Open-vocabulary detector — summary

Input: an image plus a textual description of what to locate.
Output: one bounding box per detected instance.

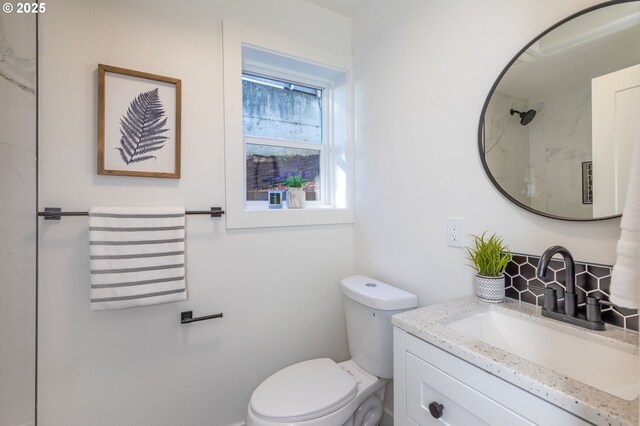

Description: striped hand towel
[89,207,187,310]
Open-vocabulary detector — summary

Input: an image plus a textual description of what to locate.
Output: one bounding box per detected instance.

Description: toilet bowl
[246,359,385,426]
[246,275,418,426]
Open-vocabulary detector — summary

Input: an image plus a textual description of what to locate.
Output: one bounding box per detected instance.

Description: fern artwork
[98,64,181,178]
[117,88,169,165]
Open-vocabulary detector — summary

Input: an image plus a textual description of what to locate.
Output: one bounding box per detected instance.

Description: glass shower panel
[0,12,37,426]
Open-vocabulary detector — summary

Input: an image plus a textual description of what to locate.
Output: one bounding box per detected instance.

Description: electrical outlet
[447,217,464,247]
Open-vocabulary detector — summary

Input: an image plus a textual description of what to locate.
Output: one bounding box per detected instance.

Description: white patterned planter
[287,188,305,209]
[475,274,505,303]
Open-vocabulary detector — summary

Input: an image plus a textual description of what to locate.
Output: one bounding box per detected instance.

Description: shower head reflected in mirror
[510,108,536,126]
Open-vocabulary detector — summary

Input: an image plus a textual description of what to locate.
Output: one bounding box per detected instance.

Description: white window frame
[223,21,354,229]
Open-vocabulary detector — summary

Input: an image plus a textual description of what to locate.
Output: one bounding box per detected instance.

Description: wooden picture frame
[98,64,181,178]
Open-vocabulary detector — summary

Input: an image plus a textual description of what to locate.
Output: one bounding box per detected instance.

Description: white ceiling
[305,0,370,17]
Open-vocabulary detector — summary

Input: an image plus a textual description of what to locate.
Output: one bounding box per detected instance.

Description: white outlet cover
[447,217,464,247]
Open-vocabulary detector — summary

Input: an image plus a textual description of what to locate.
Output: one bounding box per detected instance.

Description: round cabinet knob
[428,402,444,419]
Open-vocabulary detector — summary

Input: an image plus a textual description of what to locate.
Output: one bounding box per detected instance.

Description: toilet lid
[250,358,358,422]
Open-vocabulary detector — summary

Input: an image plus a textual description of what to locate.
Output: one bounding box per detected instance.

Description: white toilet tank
[340,275,417,379]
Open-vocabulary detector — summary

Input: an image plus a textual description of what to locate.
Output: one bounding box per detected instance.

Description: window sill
[225,204,353,229]
[243,201,332,211]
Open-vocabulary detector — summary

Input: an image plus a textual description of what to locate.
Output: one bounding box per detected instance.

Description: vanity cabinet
[393,328,592,426]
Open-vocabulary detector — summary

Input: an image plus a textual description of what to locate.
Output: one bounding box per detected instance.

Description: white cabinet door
[406,416,420,426]
[406,353,533,426]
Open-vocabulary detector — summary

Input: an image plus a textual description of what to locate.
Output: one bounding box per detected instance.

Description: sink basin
[446,307,639,401]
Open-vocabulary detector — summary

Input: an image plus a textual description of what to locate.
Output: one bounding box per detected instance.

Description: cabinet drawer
[403,332,591,426]
[406,352,533,425]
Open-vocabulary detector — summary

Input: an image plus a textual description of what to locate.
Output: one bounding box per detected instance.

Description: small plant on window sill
[281,175,307,188]
[280,174,307,209]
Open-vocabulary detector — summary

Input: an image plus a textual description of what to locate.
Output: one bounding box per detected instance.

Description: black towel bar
[180,311,223,324]
[38,207,224,220]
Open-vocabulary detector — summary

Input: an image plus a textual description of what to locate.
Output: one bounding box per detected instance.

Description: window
[223,22,353,229]
[243,74,324,204]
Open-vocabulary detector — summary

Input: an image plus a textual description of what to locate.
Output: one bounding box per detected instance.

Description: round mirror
[479,0,640,221]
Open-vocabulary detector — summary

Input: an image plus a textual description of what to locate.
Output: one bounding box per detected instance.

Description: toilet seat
[250,358,358,423]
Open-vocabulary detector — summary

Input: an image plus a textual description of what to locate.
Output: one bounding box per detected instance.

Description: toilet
[246,275,418,426]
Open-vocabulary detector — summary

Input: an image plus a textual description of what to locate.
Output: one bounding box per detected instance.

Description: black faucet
[537,246,577,317]
[535,246,605,331]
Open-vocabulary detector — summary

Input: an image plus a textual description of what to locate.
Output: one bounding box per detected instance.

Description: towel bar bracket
[44,207,62,220]
[180,310,223,324]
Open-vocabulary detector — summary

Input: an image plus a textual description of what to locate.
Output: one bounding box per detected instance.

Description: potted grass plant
[466,232,512,302]
[281,175,307,209]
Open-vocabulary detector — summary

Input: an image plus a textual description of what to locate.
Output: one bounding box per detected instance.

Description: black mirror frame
[478,0,636,222]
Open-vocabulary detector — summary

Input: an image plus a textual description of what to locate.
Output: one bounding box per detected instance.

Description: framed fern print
[98,64,181,178]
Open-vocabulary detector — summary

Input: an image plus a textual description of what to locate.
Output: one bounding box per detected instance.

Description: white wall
[352,1,623,418]
[38,1,352,425]
[352,0,619,305]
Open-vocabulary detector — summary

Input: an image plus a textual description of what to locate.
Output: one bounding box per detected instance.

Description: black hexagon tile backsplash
[504,253,638,331]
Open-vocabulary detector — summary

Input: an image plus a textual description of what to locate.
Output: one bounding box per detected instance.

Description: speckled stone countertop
[392,296,639,426]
